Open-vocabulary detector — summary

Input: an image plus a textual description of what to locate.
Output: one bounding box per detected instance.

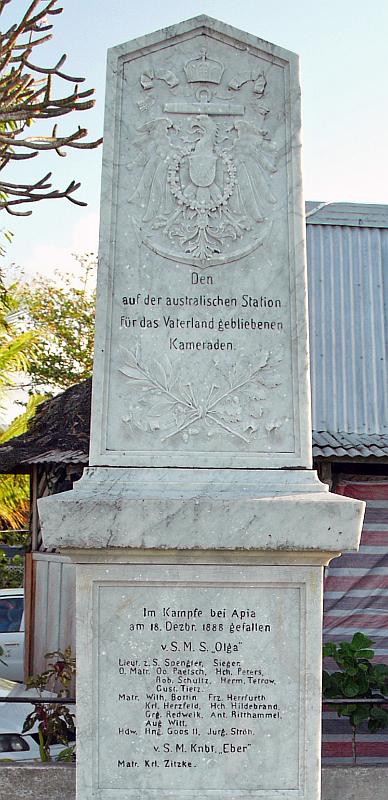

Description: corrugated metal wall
[31,553,75,677]
[306,223,388,434]
[322,481,388,764]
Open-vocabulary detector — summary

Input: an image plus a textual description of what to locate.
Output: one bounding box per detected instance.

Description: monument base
[38,469,364,800]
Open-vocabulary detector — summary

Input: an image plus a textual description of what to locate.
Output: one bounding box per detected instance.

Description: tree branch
[0,174,88,216]
[0,0,102,216]
[0,126,101,153]
[22,54,85,84]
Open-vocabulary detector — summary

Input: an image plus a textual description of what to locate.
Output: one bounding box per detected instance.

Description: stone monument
[38,16,365,800]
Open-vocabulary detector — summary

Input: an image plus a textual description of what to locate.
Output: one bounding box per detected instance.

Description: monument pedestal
[39,468,364,800]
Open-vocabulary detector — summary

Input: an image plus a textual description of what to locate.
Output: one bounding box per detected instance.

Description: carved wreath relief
[128,48,278,268]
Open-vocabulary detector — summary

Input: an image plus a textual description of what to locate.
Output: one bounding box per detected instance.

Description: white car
[0,588,24,683]
[0,681,75,760]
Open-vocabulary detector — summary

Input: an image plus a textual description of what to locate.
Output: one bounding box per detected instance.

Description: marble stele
[89,14,311,470]
[38,16,365,800]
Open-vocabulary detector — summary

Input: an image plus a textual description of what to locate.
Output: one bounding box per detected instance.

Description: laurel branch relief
[119,346,283,445]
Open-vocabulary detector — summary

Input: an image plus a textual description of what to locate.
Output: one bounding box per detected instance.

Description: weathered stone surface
[0,764,75,800]
[322,766,388,800]
[0,765,386,800]
[90,15,311,469]
[38,467,364,553]
[76,563,323,799]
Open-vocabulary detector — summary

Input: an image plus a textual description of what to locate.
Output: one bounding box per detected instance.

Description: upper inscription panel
[91,17,312,468]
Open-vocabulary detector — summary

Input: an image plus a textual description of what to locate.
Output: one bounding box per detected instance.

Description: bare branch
[2,172,55,190]
[0,127,88,150]
[22,55,85,84]
[12,34,53,50]
[64,137,103,150]
[1,151,38,161]
[0,0,102,215]
[0,96,96,121]
[0,172,88,215]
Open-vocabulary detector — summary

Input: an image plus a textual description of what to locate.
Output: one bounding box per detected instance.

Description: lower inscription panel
[96,581,304,793]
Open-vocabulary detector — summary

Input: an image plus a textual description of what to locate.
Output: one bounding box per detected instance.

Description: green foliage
[15,255,96,391]
[0,393,46,444]
[0,330,32,386]
[0,394,45,535]
[23,647,76,762]
[0,259,94,539]
[0,340,35,536]
[0,550,23,587]
[0,528,28,547]
[0,474,29,530]
[0,286,36,401]
[27,647,76,696]
[323,633,388,706]
[323,633,388,762]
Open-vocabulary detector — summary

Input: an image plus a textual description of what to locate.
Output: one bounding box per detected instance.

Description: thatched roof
[0,374,387,474]
[0,379,91,473]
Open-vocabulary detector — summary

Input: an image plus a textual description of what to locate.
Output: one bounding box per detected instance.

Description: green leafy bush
[0,550,23,588]
[323,632,388,762]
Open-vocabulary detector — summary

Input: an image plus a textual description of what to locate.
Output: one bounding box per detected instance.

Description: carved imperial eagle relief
[128,48,278,268]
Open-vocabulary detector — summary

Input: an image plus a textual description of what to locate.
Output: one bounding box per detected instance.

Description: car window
[0,597,23,633]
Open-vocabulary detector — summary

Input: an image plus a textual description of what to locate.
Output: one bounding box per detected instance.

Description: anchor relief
[128,48,278,268]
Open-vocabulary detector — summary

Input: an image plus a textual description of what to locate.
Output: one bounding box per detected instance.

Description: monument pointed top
[108,14,298,66]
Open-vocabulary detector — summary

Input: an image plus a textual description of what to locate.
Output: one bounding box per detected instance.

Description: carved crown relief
[128,47,278,269]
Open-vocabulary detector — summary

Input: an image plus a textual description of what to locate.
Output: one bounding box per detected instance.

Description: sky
[3,0,388,280]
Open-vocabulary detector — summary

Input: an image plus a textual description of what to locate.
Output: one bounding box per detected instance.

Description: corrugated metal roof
[27,450,87,465]
[306,201,388,228]
[313,431,388,459]
[306,207,388,435]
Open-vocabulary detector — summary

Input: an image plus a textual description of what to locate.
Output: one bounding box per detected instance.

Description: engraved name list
[97,585,302,792]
